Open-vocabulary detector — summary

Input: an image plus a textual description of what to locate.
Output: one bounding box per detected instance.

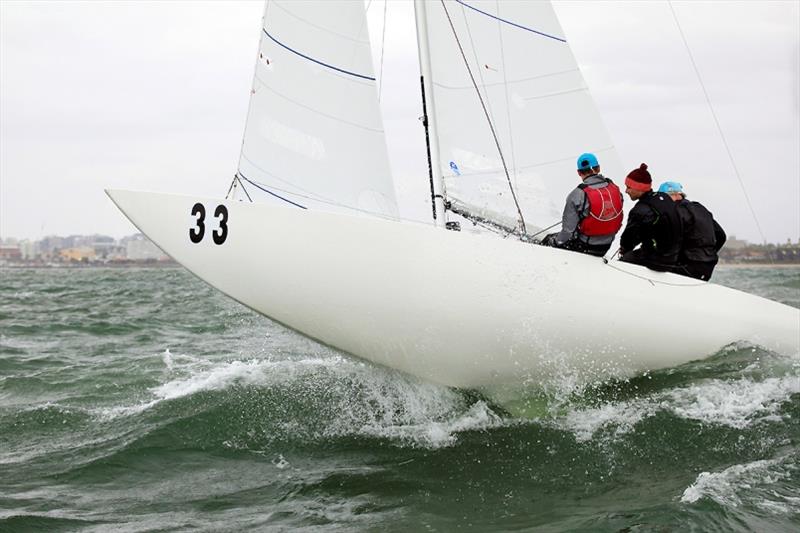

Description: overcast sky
[1,0,798,243]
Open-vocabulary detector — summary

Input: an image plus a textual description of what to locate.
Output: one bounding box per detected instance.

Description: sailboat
[107,0,799,402]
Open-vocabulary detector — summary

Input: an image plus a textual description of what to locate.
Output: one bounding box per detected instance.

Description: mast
[414,0,447,226]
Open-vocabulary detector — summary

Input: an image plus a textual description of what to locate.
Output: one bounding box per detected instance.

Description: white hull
[108,190,800,389]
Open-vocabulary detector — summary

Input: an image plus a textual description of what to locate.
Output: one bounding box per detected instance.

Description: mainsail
[236,0,399,218]
[417,0,623,235]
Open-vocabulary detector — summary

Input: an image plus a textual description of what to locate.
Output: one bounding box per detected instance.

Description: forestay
[237,0,399,218]
[419,0,623,233]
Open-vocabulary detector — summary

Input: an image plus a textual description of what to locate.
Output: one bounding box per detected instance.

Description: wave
[558,373,799,443]
[681,454,800,515]
[92,350,506,450]
[82,341,800,453]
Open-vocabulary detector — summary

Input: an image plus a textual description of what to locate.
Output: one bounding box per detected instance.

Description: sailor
[540,152,624,257]
[658,181,727,281]
[618,163,682,271]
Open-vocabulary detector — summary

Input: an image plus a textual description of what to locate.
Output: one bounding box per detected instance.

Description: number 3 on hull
[189,203,228,245]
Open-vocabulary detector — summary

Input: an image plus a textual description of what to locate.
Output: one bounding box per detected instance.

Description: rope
[668,1,768,245]
[237,173,307,209]
[439,0,527,235]
[225,175,253,202]
[605,260,707,287]
[528,220,562,239]
[225,176,237,200]
[238,176,253,202]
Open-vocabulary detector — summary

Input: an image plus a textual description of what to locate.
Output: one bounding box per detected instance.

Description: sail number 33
[189,203,228,245]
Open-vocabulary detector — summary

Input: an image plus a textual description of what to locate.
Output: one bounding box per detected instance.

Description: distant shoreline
[2,261,798,271]
[0,262,180,269]
[717,263,800,269]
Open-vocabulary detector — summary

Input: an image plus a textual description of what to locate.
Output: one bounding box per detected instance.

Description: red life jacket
[577,179,623,237]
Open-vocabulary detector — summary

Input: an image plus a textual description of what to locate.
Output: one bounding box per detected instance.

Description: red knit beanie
[625,163,652,192]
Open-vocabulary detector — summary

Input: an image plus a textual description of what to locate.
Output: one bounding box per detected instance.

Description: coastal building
[18,240,40,260]
[59,247,96,262]
[124,234,167,261]
[0,244,21,262]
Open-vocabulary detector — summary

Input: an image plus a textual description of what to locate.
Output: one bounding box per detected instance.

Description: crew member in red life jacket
[618,164,683,271]
[658,181,727,281]
[540,152,624,257]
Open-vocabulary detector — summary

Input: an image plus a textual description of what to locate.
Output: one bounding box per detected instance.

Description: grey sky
[1,0,798,243]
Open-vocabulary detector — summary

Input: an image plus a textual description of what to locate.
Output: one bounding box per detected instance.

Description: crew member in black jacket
[658,181,726,281]
[618,164,683,271]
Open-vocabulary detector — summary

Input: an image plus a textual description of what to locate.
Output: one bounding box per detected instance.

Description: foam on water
[95,352,506,448]
[558,373,800,442]
[667,376,800,429]
[95,355,347,420]
[561,400,656,443]
[681,456,799,514]
[353,400,503,448]
[92,341,800,449]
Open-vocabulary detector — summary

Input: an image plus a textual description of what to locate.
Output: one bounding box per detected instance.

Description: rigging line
[440,0,527,234]
[237,172,307,209]
[605,261,707,287]
[237,168,403,221]
[378,0,388,102]
[237,175,254,203]
[459,2,496,130]
[528,220,562,239]
[457,0,510,194]
[224,174,254,202]
[225,176,237,199]
[455,0,566,42]
[667,1,767,245]
[448,204,519,238]
[262,28,375,81]
[495,0,521,205]
[240,153,334,202]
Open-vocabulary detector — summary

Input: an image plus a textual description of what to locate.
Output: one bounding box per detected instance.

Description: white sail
[419,0,623,232]
[237,0,399,218]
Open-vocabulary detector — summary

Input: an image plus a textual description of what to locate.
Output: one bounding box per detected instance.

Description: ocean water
[1,265,798,532]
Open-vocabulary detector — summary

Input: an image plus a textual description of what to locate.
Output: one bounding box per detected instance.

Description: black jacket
[620,191,682,265]
[676,199,726,263]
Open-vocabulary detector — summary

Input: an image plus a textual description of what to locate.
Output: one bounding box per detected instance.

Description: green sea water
[1,266,798,532]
